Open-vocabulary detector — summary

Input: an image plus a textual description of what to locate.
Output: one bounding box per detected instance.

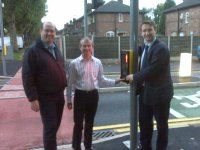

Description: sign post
[0,0,7,75]
[84,0,88,37]
[130,0,139,149]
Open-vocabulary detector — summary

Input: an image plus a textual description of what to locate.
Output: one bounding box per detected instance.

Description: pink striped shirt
[67,55,115,103]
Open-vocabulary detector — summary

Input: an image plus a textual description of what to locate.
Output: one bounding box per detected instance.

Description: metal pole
[190,33,193,54]
[130,0,139,149]
[177,10,180,36]
[0,0,7,75]
[118,36,120,62]
[62,35,67,63]
[84,0,88,37]
[91,35,94,56]
[168,35,170,50]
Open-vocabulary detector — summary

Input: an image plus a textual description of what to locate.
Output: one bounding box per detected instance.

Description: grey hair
[79,37,94,47]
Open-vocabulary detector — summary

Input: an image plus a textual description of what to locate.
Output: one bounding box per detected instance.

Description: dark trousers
[72,89,99,150]
[139,93,170,150]
[39,93,65,150]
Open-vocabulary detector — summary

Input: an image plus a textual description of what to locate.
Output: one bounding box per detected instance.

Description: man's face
[80,41,93,57]
[40,23,56,45]
[141,24,156,43]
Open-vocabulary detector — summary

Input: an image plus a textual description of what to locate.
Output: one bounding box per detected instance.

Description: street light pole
[84,0,88,37]
[0,0,7,75]
[130,0,139,149]
[175,6,180,36]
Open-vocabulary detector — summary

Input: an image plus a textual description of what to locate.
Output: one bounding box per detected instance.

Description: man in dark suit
[126,20,174,150]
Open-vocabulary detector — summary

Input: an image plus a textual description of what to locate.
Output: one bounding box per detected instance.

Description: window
[92,15,95,23]
[88,15,95,24]
[171,32,177,36]
[118,13,123,22]
[88,17,91,25]
[185,12,189,23]
[179,32,185,37]
[180,13,184,20]
[89,15,95,24]
[106,31,115,37]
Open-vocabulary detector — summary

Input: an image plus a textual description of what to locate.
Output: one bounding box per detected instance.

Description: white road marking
[170,108,185,118]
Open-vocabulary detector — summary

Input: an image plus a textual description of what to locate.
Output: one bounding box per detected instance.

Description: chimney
[118,0,123,4]
[87,3,92,13]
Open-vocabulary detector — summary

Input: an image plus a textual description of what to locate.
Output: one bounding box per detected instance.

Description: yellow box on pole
[3,45,7,56]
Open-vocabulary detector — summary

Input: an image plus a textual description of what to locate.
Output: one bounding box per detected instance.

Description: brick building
[64,0,144,37]
[164,0,200,36]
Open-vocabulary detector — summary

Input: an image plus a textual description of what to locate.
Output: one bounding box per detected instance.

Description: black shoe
[135,146,152,150]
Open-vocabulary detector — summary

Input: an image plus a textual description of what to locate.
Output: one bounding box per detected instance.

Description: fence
[55,35,200,62]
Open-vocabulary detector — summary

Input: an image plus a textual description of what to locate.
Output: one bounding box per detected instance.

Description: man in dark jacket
[22,21,67,150]
[126,20,174,150]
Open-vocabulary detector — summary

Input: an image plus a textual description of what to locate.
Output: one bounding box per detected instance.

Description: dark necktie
[141,45,149,69]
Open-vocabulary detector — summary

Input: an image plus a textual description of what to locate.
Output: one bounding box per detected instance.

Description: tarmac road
[1,59,200,150]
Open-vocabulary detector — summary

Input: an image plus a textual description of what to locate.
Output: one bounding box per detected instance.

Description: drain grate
[92,130,115,140]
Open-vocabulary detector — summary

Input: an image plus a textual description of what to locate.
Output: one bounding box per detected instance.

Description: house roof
[164,0,200,13]
[75,0,143,21]
[94,1,130,13]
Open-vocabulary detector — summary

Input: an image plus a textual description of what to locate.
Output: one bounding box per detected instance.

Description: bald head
[41,22,56,30]
[40,21,56,45]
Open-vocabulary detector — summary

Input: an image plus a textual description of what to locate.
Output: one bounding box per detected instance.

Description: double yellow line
[93,117,200,133]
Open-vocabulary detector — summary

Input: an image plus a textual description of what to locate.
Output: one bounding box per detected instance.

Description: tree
[141,7,153,21]
[15,0,47,46]
[3,0,18,51]
[153,3,164,35]
[3,0,47,50]
[153,0,176,35]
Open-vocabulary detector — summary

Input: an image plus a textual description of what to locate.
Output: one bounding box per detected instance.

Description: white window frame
[118,13,123,22]
[179,32,185,37]
[92,15,95,23]
[106,31,115,37]
[171,32,177,36]
[185,12,189,24]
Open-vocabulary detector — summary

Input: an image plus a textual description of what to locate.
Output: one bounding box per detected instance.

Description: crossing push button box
[120,50,133,80]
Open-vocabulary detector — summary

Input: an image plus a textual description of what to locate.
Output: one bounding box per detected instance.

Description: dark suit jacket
[134,39,174,105]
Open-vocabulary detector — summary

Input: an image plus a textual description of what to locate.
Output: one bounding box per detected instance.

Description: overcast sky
[42,0,183,30]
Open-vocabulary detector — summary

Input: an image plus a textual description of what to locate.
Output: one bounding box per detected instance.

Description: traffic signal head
[92,0,105,9]
[120,50,133,79]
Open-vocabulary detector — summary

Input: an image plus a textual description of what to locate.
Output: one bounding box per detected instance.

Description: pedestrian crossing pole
[0,0,7,75]
[130,0,139,149]
[84,0,88,37]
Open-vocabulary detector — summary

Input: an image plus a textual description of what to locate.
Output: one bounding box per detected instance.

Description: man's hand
[126,74,133,81]
[115,78,125,84]
[67,102,72,110]
[30,100,40,112]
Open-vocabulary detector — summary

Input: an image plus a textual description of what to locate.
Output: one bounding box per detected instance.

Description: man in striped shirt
[67,37,122,150]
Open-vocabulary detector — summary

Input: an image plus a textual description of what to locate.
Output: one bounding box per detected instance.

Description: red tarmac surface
[0,68,74,150]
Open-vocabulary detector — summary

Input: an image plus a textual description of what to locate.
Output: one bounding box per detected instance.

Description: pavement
[0,58,200,150]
